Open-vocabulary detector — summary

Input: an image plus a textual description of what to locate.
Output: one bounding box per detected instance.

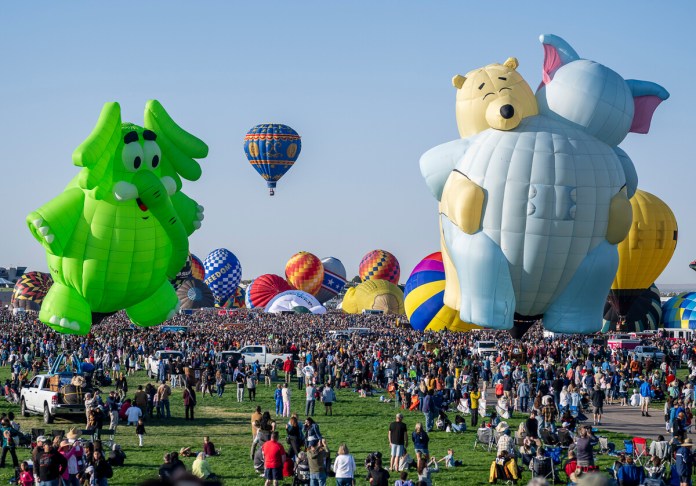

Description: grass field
[0,370,632,485]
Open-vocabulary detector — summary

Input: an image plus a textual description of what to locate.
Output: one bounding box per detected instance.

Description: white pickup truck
[20,375,86,424]
[238,345,292,368]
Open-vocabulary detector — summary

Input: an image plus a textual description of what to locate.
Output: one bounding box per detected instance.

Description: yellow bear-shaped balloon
[452,57,538,137]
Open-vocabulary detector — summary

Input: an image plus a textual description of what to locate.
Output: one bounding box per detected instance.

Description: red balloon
[246,274,293,308]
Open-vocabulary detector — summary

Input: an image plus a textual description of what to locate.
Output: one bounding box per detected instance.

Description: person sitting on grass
[192,452,216,480]
[203,436,220,457]
[394,470,414,486]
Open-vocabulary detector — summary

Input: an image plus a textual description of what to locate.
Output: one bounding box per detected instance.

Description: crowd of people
[1,307,696,485]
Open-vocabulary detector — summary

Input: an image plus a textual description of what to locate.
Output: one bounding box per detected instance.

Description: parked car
[148,350,185,379]
[237,345,292,368]
[20,375,86,424]
[632,345,666,363]
[471,341,497,357]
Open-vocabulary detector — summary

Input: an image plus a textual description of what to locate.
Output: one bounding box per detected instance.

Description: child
[275,384,283,416]
[136,418,145,447]
[437,449,461,467]
[394,471,414,486]
[18,462,33,486]
[203,436,220,456]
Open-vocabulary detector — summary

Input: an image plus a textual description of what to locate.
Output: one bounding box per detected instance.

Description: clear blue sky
[2,1,694,286]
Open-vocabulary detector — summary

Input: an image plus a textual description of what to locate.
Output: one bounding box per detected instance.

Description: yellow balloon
[612,189,678,290]
[341,279,404,315]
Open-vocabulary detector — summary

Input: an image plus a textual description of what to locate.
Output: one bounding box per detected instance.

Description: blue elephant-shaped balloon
[420,34,669,334]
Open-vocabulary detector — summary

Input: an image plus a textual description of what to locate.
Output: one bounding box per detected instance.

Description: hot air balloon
[190,253,205,281]
[690,260,696,272]
[285,252,324,296]
[204,249,242,305]
[265,290,326,314]
[220,286,246,309]
[316,257,348,304]
[602,284,662,333]
[176,279,215,310]
[662,292,696,329]
[609,190,678,319]
[359,250,400,284]
[171,256,193,289]
[11,272,53,311]
[342,279,404,315]
[245,274,293,309]
[244,124,301,196]
[404,252,480,332]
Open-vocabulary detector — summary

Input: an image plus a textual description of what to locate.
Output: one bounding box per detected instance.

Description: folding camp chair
[97,429,116,449]
[558,429,573,447]
[546,446,563,465]
[633,437,648,465]
[31,428,45,441]
[540,428,559,446]
[598,436,615,455]
[530,456,556,482]
[474,427,496,452]
[623,439,634,456]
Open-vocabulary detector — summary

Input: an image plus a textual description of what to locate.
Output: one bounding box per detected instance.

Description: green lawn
[0,370,631,485]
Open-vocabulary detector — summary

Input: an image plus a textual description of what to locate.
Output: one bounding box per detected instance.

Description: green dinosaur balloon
[27,100,208,335]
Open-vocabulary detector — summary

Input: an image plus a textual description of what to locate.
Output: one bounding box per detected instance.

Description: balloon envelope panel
[316,257,348,304]
[204,248,242,304]
[265,290,325,314]
[190,254,205,281]
[404,252,479,332]
[343,279,404,315]
[12,272,53,307]
[662,292,696,329]
[176,279,214,309]
[285,252,324,296]
[246,274,293,309]
[359,250,400,284]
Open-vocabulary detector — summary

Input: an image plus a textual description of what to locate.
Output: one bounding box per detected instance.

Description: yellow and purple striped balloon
[404,252,479,332]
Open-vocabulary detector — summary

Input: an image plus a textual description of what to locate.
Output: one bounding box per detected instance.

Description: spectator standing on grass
[411,423,429,465]
[591,384,605,426]
[274,384,283,416]
[247,372,257,401]
[135,418,145,447]
[282,383,292,418]
[183,383,196,421]
[575,425,598,467]
[157,380,171,419]
[262,432,286,486]
[470,386,482,426]
[673,437,693,486]
[367,457,389,486]
[388,413,408,472]
[307,441,329,486]
[0,417,19,468]
[38,443,67,486]
[306,383,316,417]
[322,384,336,416]
[332,443,356,486]
[236,368,246,403]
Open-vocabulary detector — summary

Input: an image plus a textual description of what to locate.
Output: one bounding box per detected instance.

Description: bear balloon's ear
[626,80,670,134]
[452,75,466,89]
[538,34,580,87]
[503,57,519,70]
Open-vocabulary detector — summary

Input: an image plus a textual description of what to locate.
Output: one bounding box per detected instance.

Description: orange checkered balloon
[359,249,400,284]
[285,252,324,296]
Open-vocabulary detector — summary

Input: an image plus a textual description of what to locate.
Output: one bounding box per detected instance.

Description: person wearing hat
[59,439,80,486]
[38,442,67,486]
[673,437,694,486]
[32,436,47,485]
[496,422,514,457]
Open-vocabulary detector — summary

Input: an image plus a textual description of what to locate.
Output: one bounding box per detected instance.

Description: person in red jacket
[283,358,295,384]
[262,432,286,486]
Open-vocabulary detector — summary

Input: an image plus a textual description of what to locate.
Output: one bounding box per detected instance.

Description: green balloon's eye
[143,141,162,171]
[122,141,145,172]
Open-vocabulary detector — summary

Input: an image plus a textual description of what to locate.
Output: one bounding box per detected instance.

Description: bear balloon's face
[453,58,539,138]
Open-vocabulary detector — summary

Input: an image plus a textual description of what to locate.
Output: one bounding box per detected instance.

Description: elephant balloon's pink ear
[144,100,208,183]
[626,80,670,134]
[538,34,580,88]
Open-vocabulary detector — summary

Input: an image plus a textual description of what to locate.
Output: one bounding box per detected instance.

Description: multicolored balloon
[285,252,324,296]
[204,248,242,304]
[244,124,301,196]
[359,250,400,284]
[265,290,326,314]
[220,286,246,309]
[662,292,696,329]
[176,279,214,310]
[190,253,205,281]
[171,256,193,289]
[315,257,348,304]
[609,190,678,318]
[11,272,53,311]
[602,284,662,333]
[342,279,404,315]
[404,252,480,332]
[245,274,293,309]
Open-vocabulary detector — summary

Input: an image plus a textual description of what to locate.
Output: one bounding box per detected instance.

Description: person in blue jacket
[671,438,693,486]
[617,456,644,486]
[640,378,653,418]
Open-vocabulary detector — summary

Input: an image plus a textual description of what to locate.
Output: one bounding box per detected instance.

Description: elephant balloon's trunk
[132,171,189,279]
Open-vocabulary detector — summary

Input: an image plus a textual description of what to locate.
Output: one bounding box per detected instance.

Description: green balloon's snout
[132,170,168,211]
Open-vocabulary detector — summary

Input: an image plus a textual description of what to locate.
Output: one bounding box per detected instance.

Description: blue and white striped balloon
[204,248,242,304]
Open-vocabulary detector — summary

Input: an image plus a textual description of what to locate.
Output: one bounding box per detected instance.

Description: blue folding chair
[623,439,634,455]
[546,446,563,465]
